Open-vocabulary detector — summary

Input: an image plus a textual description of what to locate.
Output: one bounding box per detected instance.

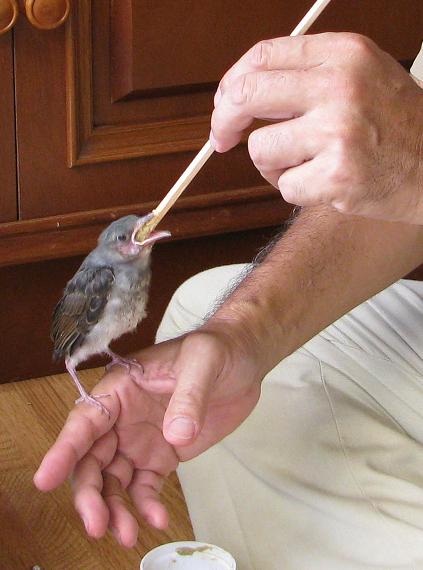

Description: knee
[156,264,248,342]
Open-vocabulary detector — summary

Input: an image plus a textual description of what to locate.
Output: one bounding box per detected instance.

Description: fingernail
[209,131,223,153]
[168,417,196,439]
[209,130,217,150]
[82,516,90,534]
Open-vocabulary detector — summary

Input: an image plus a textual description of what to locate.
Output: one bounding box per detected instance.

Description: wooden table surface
[0,368,194,570]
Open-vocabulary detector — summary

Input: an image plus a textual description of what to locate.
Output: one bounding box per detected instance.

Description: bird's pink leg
[65,359,110,418]
[105,350,144,374]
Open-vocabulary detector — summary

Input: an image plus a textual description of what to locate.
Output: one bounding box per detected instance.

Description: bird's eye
[116,234,127,242]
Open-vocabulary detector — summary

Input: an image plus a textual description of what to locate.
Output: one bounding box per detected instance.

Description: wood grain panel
[72,0,423,165]
[0,370,193,569]
[9,3,255,221]
[0,33,17,222]
[109,0,423,103]
[15,5,267,220]
[110,0,303,101]
[68,0,212,165]
[111,0,423,102]
[312,0,423,59]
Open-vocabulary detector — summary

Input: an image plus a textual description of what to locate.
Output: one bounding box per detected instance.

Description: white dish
[140,541,236,569]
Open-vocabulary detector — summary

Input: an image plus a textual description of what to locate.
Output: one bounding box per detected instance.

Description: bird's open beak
[131,219,171,247]
[136,230,171,247]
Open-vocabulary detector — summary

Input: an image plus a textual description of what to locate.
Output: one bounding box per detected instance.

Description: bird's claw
[75,393,111,418]
[106,355,144,374]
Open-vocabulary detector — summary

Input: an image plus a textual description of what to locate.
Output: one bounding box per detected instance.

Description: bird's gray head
[97,214,170,265]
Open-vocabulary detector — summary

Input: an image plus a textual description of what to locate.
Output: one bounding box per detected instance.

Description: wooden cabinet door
[13,1,287,230]
[6,0,423,266]
[0,33,17,223]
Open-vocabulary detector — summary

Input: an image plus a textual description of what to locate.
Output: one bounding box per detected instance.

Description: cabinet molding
[66,0,210,167]
[66,0,423,168]
[0,186,289,267]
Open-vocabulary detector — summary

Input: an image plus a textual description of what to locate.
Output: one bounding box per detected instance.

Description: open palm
[34,331,262,547]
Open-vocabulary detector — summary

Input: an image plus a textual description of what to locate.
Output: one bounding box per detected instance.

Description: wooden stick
[151,140,214,227]
[136,0,333,242]
[290,0,333,36]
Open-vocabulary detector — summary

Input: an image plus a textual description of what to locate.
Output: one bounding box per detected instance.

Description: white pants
[156,265,423,570]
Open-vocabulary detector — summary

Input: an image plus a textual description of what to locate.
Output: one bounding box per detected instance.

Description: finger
[104,451,134,488]
[217,34,333,99]
[72,453,110,539]
[103,472,139,548]
[69,431,117,537]
[34,379,121,491]
[128,358,177,394]
[162,333,220,446]
[277,154,333,207]
[211,69,318,152]
[258,167,283,189]
[248,117,322,174]
[128,470,168,530]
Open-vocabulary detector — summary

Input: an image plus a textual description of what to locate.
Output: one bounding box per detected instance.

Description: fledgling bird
[51,214,170,415]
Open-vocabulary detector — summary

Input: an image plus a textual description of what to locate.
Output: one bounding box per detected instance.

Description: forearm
[205,207,423,372]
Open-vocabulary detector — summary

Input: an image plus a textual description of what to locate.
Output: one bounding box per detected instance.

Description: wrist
[200,311,273,380]
[201,280,290,377]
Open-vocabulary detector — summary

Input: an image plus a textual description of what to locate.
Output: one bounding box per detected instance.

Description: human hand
[34,327,263,546]
[211,33,423,223]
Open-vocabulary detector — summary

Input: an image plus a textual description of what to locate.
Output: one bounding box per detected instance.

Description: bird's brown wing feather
[51,266,115,359]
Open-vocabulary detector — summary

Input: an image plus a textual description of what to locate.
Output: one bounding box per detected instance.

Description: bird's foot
[106,352,144,374]
[75,393,111,418]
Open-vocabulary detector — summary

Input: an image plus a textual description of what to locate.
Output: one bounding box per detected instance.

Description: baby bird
[51,214,170,415]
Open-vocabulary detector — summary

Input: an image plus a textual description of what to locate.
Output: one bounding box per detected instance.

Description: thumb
[162,333,222,446]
